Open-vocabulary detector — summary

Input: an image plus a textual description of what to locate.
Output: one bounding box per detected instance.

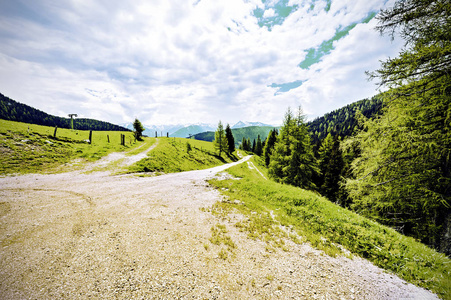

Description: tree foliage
[225,124,235,153]
[263,128,278,166]
[346,0,451,254]
[269,107,318,190]
[0,93,130,131]
[133,118,145,141]
[214,121,228,156]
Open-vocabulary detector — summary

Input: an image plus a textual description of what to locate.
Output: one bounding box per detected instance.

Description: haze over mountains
[121,121,276,138]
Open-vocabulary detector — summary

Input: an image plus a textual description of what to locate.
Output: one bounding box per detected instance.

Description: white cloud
[0,0,403,126]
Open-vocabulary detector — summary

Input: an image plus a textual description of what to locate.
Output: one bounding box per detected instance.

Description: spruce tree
[225,124,235,153]
[255,135,263,156]
[269,107,318,190]
[263,129,278,166]
[214,121,228,156]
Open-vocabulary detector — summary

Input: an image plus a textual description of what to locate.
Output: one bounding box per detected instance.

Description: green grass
[209,156,451,299]
[0,119,142,174]
[128,138,238,173]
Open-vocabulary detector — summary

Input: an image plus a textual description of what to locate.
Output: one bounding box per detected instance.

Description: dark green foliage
[320,135,344,202]
[262,129,278,166]
[269,107,318,190]
[225,124,235,153]
[133,118,145,141]
[193,126,274,148]
[307,96,383,144]
[0,93,129,131]
[214,121,228,156]
[254,135,263,156]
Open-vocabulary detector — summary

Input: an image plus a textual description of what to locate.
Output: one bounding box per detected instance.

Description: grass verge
[208,156,451,299]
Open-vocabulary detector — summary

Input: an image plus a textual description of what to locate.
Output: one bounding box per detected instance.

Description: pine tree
[255,135,263,156]
[269,107,318,190]
[214,121,228,156]
[225,124,235,153]
[321,136,344,202]
[263,129,278,166]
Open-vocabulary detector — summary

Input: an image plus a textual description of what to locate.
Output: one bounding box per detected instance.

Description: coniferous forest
[0,93,129,131]
[262,0,451,256]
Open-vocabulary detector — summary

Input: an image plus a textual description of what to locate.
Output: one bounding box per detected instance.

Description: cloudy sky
[0,0,403,126]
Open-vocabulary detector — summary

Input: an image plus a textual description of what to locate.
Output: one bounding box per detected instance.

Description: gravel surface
[0,145,439,299]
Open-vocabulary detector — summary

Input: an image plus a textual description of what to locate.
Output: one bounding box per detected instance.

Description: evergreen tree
[214,121,228,156]
[263,129,278,166]
[133,118,145,141]
[252,139,256,153]
[321,136,344,202]
[346,0,451,253]
[240,137,246,150]
[225,124,235,153]
[255,135,263,156]
[269,107,318,190]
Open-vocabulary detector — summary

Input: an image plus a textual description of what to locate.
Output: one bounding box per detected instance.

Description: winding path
[0,145,438,299]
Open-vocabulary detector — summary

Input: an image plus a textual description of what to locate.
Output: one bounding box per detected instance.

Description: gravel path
[0,146,439,299]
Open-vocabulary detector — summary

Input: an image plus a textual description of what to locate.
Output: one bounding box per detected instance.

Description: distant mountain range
[121,121,275,138]
[1,91,383,146]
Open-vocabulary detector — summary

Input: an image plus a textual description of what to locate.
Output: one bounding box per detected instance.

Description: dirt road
[0,146,439,299]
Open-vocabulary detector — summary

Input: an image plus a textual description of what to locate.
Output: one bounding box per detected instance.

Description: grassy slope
[0,119,141,174]
[209,156,451,299]
[128,137,238,173]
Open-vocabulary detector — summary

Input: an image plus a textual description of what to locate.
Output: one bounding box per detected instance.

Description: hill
[0,93,129,131]
[307,96,383,143]
[169,124,216,138]
[192,126,276,146]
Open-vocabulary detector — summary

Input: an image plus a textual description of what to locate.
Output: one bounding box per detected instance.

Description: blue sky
[0,0,402,126]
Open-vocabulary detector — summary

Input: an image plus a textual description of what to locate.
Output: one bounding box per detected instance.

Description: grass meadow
[0,119,141,174]
[128,137,238,174]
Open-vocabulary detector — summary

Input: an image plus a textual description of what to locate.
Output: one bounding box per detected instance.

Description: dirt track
[0,145,439,299]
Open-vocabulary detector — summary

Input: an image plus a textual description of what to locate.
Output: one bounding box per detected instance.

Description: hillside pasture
[0,119,141,174]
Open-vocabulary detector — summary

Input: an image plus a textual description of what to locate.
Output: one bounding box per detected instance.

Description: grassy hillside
[128,137,238,174]
[193,126,276,146]
[0,119,140,174]
[209,156,451,299]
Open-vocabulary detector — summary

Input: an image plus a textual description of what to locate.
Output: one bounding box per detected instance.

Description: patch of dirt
[0,148,439,299]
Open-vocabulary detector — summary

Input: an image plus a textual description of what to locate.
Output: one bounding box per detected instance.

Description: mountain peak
[232,121,273,129]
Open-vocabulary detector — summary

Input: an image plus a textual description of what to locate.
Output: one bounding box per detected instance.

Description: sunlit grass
[128,137,238,173]
[0,119,141,174]
[209,156,451,299]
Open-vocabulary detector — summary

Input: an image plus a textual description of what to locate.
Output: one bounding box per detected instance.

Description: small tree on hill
[133,118,144,141]
[214,121,228,156]
[225,124,235,153]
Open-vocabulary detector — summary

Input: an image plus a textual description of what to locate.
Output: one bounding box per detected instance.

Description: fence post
[53,126,58,137]
[107,135,110,143]
[89,130,92,144]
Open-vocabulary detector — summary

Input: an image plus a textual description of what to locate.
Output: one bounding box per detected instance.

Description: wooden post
[121,134,125,146]
[107,135,110,143]
[155,131,157,138]
[167,132,169,138]
[53,126,58,137]
[89,130,92,144]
